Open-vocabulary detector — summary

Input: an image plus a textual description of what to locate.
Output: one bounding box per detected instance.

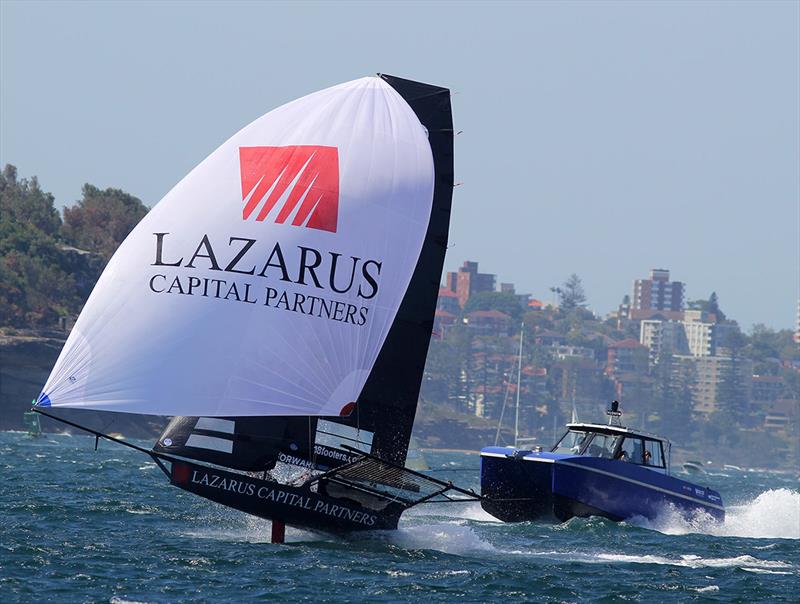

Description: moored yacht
[480,402,724,523]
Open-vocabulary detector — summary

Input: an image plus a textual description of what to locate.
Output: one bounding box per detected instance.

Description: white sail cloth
[38,77,435,417]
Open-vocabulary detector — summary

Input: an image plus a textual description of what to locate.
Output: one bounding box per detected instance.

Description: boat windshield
[552,430,591,454]
[584,433,619,459]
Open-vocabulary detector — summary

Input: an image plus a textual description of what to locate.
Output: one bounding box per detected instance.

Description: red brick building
[444,261,496,308]
[436,288,460,315]
[606,339,650,378]
[631,269,685,316]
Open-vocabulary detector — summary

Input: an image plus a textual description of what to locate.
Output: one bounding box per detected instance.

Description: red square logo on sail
[239,146,339,233]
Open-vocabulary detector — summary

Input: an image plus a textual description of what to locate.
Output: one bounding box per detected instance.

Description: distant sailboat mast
[493,322,524,447]
[513,322,524,448]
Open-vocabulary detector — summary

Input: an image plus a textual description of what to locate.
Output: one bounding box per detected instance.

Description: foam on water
[591,553,792,570]
[390,522,497,555]
[404,501,500,524]
[444,502,502,523]
[488,547,793,571]
[181,508,301,544]
[693,586,720,593]
[637,489,800,539]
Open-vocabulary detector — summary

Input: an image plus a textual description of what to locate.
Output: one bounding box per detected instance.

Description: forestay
[37,77,436,417]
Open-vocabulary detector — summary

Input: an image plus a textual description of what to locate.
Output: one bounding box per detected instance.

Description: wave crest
[636,488,800,539]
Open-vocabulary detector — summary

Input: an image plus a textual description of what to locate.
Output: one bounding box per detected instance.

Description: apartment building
[673,354,753,416]
[640,310,737,363]
[631,269,685,314]
[443,261,496,308]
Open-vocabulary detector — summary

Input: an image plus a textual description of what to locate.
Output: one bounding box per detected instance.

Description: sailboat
[23,407,42,437]
[493,322,538,449]
[34,75,479,541]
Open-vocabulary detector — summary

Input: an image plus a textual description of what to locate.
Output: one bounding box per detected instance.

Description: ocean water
[1,432,798,603]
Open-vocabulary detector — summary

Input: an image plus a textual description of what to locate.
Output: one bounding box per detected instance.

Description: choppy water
[1,432,798,603]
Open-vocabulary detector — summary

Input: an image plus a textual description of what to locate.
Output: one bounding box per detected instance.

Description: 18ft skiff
[35,75,480,541]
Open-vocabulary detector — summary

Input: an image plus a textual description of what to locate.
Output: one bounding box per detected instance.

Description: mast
[513,323,524,447]
[492,381,511,446]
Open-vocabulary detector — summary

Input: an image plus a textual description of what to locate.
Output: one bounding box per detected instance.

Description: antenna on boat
[606,400,622,426]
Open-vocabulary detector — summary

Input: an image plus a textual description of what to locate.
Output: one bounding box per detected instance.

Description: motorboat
[480,402,724,523]
[682,460,707,475]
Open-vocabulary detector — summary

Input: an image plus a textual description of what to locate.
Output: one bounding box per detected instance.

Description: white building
[640,319,683,364]
[682,310,714,356]
[640,310,737,363]
[673,354,753,416]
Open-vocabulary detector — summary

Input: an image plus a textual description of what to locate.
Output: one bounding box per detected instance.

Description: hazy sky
[2,1,798,330]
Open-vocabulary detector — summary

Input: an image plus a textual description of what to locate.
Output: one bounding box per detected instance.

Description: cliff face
[0,334,167,439]
[0,335,63,429]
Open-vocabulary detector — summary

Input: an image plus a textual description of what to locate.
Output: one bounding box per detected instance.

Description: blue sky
[1,1,797,330]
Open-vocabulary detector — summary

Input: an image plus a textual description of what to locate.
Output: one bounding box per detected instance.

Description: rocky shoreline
[0,332,168,439]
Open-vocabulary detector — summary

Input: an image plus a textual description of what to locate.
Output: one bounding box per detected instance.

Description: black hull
[171,460,404,533]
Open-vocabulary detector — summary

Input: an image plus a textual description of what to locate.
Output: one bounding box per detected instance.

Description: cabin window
[616,437,644,463]
[552,430,590,454]
[643,439,665,468]
[585,434,618,459]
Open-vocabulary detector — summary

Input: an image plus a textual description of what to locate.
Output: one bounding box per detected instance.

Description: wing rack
[310,444,482,509]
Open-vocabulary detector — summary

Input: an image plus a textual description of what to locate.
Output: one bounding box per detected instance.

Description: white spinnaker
[38,77,435,417]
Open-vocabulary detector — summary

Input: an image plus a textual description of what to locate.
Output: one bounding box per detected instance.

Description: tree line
[0,165,148,328]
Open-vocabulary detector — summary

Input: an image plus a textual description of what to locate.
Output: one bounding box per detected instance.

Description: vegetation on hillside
[0,165,148,328]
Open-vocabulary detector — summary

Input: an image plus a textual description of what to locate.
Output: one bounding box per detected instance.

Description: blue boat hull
[481,447,724,523]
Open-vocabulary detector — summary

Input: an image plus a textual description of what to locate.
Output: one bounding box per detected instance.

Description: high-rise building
[640,310,735,364]
[673,355,753,416]
[640,320,684,364]
[444,261,496,308]
[681,310,714,357]
[631,269,685,314]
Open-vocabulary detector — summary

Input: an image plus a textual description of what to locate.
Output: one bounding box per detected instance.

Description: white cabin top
[565,423,671,448]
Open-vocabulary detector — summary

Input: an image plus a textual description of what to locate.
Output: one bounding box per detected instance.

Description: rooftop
[609,338,646,349]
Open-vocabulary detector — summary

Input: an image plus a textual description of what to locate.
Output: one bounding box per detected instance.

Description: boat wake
[634,488,800,539]
[404,501,500,523]
[382,522,793,572]
[390,522,497,555]
[587,553,793,571]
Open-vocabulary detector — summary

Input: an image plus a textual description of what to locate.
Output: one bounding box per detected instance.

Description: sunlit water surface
[1,432,798,603]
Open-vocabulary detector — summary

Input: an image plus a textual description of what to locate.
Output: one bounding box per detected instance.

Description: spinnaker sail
[38,76,442,419]
[36,74,467,537]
